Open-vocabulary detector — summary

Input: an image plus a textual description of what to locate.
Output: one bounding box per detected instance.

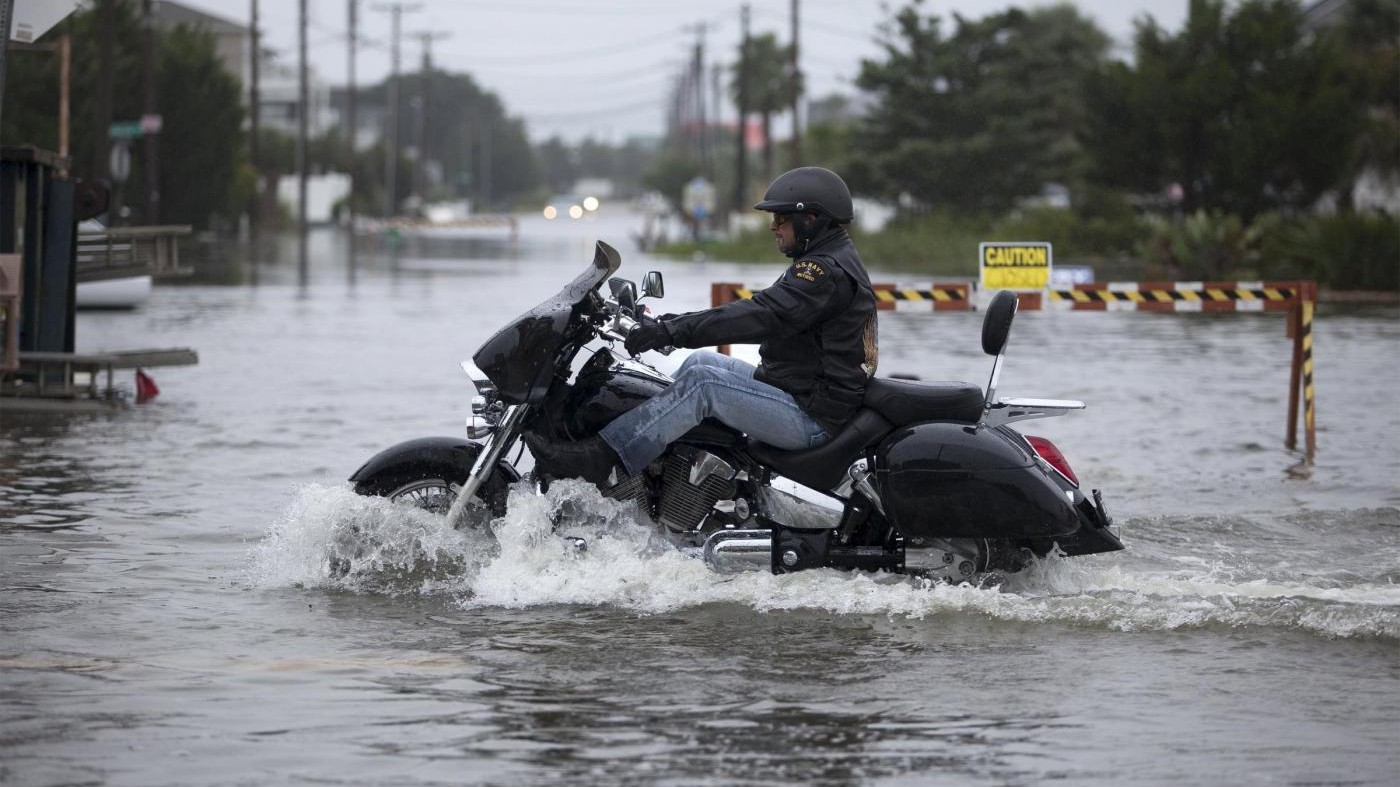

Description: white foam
[248,482,1400,639]
[246,483,494,595]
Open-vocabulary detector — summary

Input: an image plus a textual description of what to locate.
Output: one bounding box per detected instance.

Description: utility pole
[0,0,12,137]
[711,62,721,176]
[58,34,70,161]
[373,2,421,218]
[297,0,308,265]
[250,0,261,244]
[412,30,449,204]
[346,0,357,229]
[684,22,708,176]
[141,0,159,223]
[478,118,492,209]
[733,4,750,216]
[790,0,801,165]
[92,0,114,185]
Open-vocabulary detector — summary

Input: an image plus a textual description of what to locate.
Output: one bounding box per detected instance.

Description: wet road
[2,209,1397,786]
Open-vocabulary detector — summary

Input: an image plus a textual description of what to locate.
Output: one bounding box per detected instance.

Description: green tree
[355,70,540,210]
[536,136,577,193]
[157,25,246,228]
[853,1,1110,214]
[1339,0,1400,203]
[641,152,702,215]
[730,32,799,181]
[802,94,858,175]
[0,0,246,229]
[1088,0,1368,218]
[576,138,615,178]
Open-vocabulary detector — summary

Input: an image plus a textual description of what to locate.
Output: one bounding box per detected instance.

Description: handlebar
[596,298,673,357]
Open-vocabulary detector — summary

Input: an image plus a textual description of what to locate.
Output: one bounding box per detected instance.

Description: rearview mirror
[981,290,1018,356]
[609,277,638,313]
[642,271,665,299]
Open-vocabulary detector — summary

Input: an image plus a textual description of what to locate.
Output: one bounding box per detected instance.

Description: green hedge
[657,208,1399,291]
[1260,212,1400,291]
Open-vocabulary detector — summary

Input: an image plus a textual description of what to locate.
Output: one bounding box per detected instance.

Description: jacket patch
[791,260,827,283]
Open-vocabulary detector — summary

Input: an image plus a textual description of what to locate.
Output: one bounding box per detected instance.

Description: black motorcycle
[349,241,1121,581]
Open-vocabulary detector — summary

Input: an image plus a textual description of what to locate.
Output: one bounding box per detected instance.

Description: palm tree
[730,33,801,184]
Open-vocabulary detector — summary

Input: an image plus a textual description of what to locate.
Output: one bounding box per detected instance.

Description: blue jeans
[599,351,830,476]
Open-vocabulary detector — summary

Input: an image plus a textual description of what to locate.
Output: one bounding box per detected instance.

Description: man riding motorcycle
[525,166,880,490]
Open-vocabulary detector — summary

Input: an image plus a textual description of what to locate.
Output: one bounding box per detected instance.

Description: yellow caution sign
[979,242,1053,291]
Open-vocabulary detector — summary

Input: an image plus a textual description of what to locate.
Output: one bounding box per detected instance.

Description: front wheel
[353,462,510,519]
[332,462,511,580]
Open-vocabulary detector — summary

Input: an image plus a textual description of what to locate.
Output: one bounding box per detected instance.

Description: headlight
[461,361,495,394]
[466,415,494,439]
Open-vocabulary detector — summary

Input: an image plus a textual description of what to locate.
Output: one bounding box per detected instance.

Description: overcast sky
[175,0,1188,143]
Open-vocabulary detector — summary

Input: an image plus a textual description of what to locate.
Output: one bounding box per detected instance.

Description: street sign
[10,0,80,43]
[683,177,715,221]
[109,121,143,140]
[109,141,131,183]
[140,114,163,134]
[979,241,1053,291]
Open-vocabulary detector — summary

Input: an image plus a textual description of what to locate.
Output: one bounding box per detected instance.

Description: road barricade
[707,278,1319,461]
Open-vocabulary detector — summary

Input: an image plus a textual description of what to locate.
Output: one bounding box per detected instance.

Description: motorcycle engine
[657,446,739,533]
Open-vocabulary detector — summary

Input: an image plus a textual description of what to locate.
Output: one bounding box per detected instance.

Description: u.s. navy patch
[791,260,826,283]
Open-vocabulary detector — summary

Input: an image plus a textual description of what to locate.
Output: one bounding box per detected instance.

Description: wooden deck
[0,348,198,411]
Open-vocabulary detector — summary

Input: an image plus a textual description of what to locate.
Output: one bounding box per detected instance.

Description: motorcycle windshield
[472,240,622,404]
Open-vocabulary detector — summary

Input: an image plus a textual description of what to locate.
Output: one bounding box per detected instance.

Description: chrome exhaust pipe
[702,529,771,573]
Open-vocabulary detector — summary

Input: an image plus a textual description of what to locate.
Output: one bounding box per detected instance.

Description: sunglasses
[771,213,796,228]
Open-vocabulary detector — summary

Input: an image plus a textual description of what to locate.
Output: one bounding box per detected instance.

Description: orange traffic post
[711,283,740,356]
[1283,281,1318,461]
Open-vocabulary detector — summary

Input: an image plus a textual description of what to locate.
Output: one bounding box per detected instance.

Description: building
[1301,0,1400,214]
[151,1,336,139]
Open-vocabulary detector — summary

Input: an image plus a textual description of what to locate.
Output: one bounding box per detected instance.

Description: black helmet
[754,166,854,224]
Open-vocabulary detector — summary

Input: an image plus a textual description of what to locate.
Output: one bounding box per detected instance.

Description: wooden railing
[75,225,192,283]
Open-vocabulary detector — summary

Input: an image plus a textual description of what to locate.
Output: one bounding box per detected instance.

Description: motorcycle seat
[862,377,984,426]
[748,409,894,492]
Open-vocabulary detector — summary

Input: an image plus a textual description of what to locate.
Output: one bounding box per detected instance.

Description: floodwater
[2,209,1397,786]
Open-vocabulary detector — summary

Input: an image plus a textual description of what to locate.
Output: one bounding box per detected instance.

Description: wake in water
[249,482,1400,640]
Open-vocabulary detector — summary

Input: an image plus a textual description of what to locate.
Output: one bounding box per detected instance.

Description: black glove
[625,318,672,355]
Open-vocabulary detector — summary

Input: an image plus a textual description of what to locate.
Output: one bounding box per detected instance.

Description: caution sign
[979,242,1053,291]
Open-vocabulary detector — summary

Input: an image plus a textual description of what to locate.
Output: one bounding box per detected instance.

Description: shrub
[1262,212,1400,291]
[1135,210,1272,280]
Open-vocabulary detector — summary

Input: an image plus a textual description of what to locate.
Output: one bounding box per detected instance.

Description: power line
[476,62,680,92]
[445,1,712,15]
[520,93,667,123]
[460,31,688,66]
[371,2,421,217]
[748,6,877,44]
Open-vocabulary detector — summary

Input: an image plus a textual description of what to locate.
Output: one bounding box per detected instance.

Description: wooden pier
[0,348,198,412]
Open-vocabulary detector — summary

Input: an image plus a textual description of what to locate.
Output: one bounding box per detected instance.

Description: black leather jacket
[662,226,878,435]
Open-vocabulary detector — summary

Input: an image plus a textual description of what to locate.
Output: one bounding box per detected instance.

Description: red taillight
[1025,435,1079,486]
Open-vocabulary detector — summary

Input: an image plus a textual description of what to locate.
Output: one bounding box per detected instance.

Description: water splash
[247,483,494,595]
[249,482,1400,640]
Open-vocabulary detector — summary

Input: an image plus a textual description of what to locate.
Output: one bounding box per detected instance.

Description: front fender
[349,436,521,485]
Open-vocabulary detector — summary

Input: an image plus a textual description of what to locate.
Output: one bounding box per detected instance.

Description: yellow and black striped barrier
[1047,281,1300,311]
[871,284,971,311]
[708,278,1320,461]
[716,282,971,312]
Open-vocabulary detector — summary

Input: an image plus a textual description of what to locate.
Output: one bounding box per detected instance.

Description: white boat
[76,275,152,309]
